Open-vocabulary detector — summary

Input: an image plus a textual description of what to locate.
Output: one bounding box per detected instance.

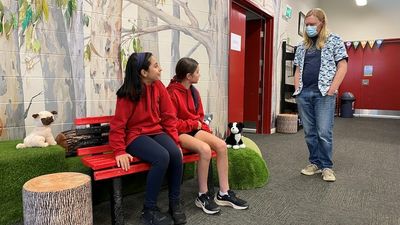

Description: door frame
[229,0,274,134]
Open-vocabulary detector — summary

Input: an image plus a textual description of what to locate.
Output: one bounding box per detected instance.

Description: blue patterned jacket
[293,33,348,96]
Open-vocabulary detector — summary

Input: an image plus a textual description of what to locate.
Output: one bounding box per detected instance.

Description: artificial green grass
[0,140,66,225]
[213,144,269,190]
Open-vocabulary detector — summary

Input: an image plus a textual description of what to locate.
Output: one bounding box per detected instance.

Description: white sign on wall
[230,33,241,52]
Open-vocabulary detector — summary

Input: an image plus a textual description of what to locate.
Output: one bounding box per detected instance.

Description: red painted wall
[340,39,400,110]
[244,19,262,123]
[228,3,246,122]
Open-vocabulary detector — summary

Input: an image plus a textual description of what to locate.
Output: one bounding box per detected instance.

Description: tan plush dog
[16,111,58,149]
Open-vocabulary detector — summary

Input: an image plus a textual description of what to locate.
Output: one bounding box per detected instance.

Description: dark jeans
[296,89,336,169]
[127,133,183,208]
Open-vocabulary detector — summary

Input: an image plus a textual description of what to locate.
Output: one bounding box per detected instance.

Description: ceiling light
[356,0,367,6]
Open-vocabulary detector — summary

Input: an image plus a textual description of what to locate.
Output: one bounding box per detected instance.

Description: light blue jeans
[296,89,336,169]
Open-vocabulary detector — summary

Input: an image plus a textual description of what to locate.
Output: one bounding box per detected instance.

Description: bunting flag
[345,41,352,49]
[368,40,375,48]
[376,39,383,48]
[353,41,360,49]
[360,41,367,49]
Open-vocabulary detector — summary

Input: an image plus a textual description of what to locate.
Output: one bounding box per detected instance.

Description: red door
[229,0,273,134]
[244,19,264,131]
[228,2,246,123]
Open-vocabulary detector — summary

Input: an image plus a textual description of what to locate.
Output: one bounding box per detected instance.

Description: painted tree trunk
[171,1,181,78]
[36,6,75,133]
[67,0,86,118]
[205,0,229,137]
[22,172,92,225]
[271,0,282,129]
[138,0,159,57]
[0,0,25,140]
[90,0,123,116]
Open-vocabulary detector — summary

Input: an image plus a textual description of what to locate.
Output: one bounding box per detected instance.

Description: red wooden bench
[75,116,216,225]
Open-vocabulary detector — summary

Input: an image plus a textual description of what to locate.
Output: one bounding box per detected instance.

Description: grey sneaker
[301,164,322,176]
[322,168,336,182]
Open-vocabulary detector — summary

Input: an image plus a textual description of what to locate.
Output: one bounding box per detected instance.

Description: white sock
[198,192,206,197]
[219,191,228,196]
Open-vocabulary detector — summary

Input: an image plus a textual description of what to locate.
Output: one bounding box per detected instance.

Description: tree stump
[22,172,92,225]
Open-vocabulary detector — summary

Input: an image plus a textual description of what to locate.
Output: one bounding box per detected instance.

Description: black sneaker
[168,201,187,225]
[140,207,174,225]
[214,190,249,210]
[195,192,221,214]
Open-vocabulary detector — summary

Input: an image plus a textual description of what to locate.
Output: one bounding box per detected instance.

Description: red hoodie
[167,80,211,134]
[109,80,179,156]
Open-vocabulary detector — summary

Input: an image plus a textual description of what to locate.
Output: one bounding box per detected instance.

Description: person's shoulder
[328,33,343,42]
[295,40,305,48]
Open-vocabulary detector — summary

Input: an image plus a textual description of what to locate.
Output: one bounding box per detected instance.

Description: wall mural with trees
[0,0,277,140]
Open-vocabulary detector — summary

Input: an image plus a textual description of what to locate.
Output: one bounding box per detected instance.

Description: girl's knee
[198,144,212,160]
[153,151,170,169]
[215,140,228,154]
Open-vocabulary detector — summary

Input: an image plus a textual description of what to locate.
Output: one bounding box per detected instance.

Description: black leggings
[126,133,183,208]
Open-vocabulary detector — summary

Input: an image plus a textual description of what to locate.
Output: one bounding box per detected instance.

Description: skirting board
[354,109,400,119]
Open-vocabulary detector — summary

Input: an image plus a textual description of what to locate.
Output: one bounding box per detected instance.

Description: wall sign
[230,33,241,52]
[364,65,373,76]
[284,5,293,19]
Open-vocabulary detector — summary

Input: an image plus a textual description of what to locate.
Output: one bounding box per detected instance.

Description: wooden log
[23,172,92,225]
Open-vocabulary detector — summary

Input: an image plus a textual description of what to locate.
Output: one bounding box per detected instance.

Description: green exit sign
[284,5,293,19]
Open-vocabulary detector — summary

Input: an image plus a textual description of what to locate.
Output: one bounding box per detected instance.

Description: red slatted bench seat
[75,116,216,225]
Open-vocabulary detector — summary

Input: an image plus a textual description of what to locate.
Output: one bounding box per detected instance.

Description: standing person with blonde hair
[293,8,348,182]
[167,57,249,214]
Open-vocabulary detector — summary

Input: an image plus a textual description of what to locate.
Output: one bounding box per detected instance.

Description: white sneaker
[322,168,336,182]
[301,164,322,176]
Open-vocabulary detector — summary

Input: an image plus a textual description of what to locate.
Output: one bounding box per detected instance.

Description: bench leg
[207,160,215,196]
[110,177,124,225]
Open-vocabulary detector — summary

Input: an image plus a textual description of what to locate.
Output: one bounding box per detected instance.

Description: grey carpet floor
[93,117,400,225]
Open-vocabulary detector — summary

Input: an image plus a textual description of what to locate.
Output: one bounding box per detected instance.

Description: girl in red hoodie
[167,57,248,215]
[109,52,186,225]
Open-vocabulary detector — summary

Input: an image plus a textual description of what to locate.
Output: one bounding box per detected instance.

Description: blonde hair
[304,8,329,49]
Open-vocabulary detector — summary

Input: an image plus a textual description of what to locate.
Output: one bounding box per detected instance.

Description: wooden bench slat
[94,163,151,180]
[77,145,112,156]
[75,116,113,126]
[78,144,193,156]
[82,154,141,170]
[93,151,214,181]
[81,151,212,171]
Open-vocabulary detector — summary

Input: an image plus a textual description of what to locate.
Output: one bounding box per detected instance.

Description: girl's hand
[116,153,134,171]
[197,121,202,130]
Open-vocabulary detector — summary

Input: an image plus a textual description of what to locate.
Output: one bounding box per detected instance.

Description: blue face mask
[306,25,318,37]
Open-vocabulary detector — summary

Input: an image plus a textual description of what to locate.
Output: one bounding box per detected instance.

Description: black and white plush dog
[225,122,246,149]
[16,111,58,149]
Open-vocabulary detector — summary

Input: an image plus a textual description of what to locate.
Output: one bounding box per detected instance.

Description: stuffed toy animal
[16,111,58,149]
[225,122,246,149]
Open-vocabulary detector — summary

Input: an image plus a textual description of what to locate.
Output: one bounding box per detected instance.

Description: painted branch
[127,0,211,47]
[23,172,92,225]
[173,0,199,28]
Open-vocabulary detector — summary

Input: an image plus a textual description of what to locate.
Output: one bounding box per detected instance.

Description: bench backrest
[75,116,113,157]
